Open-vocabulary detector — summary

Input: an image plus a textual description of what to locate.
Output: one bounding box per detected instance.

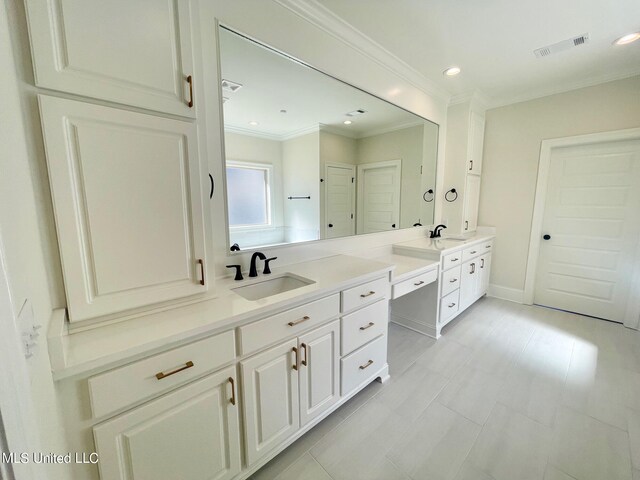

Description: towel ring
[445,188,458,202]
[423,189,434,203]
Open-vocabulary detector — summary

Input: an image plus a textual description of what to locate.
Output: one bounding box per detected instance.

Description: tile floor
[250,297,640,480]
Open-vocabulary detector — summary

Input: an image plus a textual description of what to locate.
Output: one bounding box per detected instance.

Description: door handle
[228,377,236,405]
[543,234,551,240]
[301,343,308,367]
[292,347,299,370]
[469,160,473,171]
[186,75,194,108]
[209,174,214,199]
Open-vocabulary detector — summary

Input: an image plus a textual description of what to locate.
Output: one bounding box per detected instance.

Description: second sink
[232,273,315,301]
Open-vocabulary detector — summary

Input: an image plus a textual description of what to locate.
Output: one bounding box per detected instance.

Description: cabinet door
[299,321,340,427]
[462,174,481,233]
[39,96,208,322]
[467,111,485,174]
[459,259,478,310]
[241,339,300,466]
[26,0,196,117]
[477,253,492,297]
[94,367,241,480]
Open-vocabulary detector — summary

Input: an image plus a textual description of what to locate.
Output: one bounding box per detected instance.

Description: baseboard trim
[390,313,438,339]
[487,284,525,304]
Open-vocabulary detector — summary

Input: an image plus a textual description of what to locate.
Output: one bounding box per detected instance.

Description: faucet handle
[263,257,278,275]
[226,265,243,281]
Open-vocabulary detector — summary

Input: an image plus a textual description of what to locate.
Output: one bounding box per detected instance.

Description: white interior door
[324,164,355,239]
[535,139,640,322]
[357,160,401,234]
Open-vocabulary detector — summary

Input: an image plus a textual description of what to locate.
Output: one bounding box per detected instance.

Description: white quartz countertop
[393,234,495,255]
[51,254,394,380]
[367,253,439,283]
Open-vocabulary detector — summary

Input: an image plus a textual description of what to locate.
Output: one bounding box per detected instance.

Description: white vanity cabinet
[394,237,493,337]
[25,0,198,117]
[94,366,241,480]
[442,99,486,234]
[39,96,209,322]
[241,320,341,465]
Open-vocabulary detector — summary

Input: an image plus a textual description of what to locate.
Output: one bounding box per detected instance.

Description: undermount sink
[232,274,315,301]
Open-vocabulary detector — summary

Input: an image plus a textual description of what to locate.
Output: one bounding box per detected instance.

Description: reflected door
[325,164,355,239]
[534,139,640,322]
[357,160,401,234]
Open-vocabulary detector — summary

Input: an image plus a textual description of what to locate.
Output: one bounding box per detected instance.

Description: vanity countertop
[393,233,495,256]
[368,253,439,283]
[49,254,394,380]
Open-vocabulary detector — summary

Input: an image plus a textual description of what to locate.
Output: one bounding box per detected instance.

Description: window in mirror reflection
[226,162,272,227]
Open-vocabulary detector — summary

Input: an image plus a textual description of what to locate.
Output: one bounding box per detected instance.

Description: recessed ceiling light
[443,66,461,76]
[248,121,259,126]
[343,120,352,125]
[614,32,640,45]
[280,109,287,113]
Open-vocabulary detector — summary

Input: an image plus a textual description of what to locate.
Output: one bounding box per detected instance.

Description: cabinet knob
[328,223,333,228]
[543,234,551,240]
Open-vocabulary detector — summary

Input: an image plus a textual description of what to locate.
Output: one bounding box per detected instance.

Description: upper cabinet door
[39,95,207,322]
[467,111,485,174]
[26,0,196,117]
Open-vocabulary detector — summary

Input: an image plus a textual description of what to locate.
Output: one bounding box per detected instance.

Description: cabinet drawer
[462,244,483,262]
[341,300,388,356]
[441,265,462,297]
[392,268,438,300]
[341,335,387,396]
[341,277,389,313]
[440,289,460,325]
[443,251,463,271]
[481,240,493,253]
[88,330,235,419]
[239,294,340,355]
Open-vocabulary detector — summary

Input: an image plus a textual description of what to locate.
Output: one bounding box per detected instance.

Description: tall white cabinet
[27,0,212,323]
[25,0,198,117]
[442,99,486,235]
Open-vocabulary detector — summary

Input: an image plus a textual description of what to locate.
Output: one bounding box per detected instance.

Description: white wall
[479,75,640,296]
[1,1,73,479]
[224,132,286,248]
[282,132,321,243]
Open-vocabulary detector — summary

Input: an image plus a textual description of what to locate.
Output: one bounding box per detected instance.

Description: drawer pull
[292,347,299,370]
[288,315,310,327]
[360,291,376,298]
[359,322,375,331]
[449,278,458,283]
[359,359,374,370]
[301,343,308,367]
[448,302,456,308]
[155,361,194,380]
[451,258,459,262]
[414,280,425,286]
[470,250,477,254]
[486,245,491,249]
[229,377,236,406]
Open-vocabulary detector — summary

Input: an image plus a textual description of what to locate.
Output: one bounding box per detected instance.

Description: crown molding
[225,124,321,142]
[274,0,452,104]
[488,69,640,109]
[449,90,491,109]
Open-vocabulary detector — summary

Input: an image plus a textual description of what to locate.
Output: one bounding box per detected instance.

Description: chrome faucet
[429,224,447,238]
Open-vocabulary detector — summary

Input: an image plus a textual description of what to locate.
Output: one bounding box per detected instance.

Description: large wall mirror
[219,27,439,251]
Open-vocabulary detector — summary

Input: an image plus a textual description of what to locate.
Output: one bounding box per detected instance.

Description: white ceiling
[314,0,640,106]
[219,28,429,139]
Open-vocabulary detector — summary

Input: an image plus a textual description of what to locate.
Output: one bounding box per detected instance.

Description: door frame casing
[356,159,402,234]
[523,127,640,329]
[323,162,356,239]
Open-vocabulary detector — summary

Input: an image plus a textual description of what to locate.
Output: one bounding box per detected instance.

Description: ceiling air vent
[534,33,589,58]
[346,109,367,117]
[221,79,243,92]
